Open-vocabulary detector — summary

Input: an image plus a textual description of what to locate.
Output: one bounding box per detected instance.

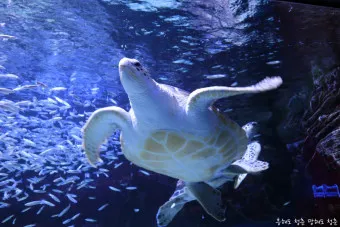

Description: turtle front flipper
[186,76,282,115]
[186,182,226,222]
[82,106,131,167]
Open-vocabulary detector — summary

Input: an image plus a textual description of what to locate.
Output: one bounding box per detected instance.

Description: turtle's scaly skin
[121,108,247,182]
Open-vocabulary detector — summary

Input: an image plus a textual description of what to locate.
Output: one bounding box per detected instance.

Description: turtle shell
[121,113,248,182]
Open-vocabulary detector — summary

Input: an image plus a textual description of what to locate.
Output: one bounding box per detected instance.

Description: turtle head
[119,57,155,95]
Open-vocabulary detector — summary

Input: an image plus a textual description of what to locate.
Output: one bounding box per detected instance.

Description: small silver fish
[2,214,14,223]
[23,224,36,227]
[23,138,36,147]
[13,84,38,91]
[41,200,55,207]
[25,200,42,206]
[230,82,238,86]
[126,186,137,190]
[266,60,281,65]
[283,201,291,206]
[37,206,45,215]
[62,218,72,225]
[109,186,121,192]
[0,88,12,95]
[58,204,71,217]
[15,101,32,106]
[71,213,81,220]
[52,116,62,121]
[0,34,16,39]
[48,193,60,203]
[0,100,19,112]
[50,87,67,92]
[85,218,97,223]
[71,134,82,141]
[54,96,71,107]
[204,74,226,79]
[52,189,63,194]
[0,73,19,79]
[110,98,117,104]
[97,203,109,211]
[47,98,58,104]
[0,202,10,208]
[21,207,32,213]
[139,170,150,176]
[114,162,123,169]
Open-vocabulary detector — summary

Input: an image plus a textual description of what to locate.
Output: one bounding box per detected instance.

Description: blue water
[0,0,339,227]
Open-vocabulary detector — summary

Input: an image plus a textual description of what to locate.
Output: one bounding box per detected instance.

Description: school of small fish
[0,74,149,226]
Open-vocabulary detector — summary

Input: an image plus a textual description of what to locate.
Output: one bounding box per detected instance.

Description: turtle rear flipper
[187,182,226,222]
[230,159,268,174]
[224,141,266,188]
[156,187,193,227]
[229,141,269,174]
[229,159,268,189]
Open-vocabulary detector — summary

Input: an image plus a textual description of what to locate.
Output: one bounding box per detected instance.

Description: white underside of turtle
[82,57,283,226]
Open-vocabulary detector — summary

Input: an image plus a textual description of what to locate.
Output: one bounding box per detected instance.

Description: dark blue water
[0,0,339,227]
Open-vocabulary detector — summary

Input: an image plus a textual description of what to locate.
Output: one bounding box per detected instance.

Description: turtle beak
[119,57,137,73]
[119,58,139,83]
[118,57,130,69]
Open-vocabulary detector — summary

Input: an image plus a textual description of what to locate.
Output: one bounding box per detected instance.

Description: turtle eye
[134,62,141,67]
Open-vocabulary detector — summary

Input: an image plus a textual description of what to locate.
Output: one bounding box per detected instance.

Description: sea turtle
[82,57,283,225]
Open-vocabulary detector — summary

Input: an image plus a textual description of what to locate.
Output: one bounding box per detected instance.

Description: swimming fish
[126,186,137,190]
[48,193,60,203]
[109,186,121,192]
[0,73,19,79]
[138,170,150,176]
[1,214,14,223]
[85,218,97,223]
[13,84,39,91]
[50,87,67,92]
[0,88,14,95]
[66,194,77,203]
[97,203,109,211]
[37,206,45,215]
[23,224,36,227]
[21,207,32,213]
[58,204,71,217]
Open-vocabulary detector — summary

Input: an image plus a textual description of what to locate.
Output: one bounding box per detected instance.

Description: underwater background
[0,0,339,226]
